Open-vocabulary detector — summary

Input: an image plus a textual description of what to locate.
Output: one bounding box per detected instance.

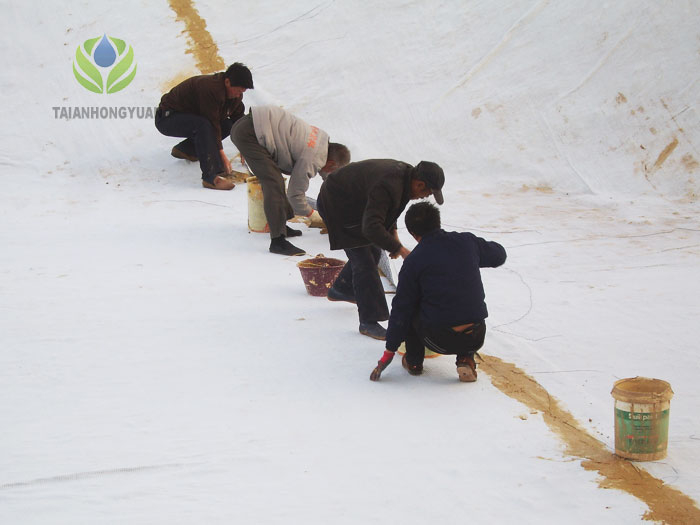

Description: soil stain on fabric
[168,0,225,74]
[479,354,700,524]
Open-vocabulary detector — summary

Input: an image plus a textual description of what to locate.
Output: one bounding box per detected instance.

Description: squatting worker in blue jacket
[370,202,507,382]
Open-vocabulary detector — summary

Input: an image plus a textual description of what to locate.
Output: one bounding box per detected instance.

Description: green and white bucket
[611,377,673,461]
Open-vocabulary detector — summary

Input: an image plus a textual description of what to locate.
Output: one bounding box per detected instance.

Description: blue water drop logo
[93,34,117,67]
[73,34,137,94]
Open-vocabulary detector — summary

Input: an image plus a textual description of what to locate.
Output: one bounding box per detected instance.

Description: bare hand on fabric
[220,149,232,174]
[390,246,411,259]
[296,210,326,229]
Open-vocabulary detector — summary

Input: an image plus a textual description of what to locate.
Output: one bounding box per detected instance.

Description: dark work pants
[230,114,293,239]
[405,319,486,367]
[155,109,233,183]
[333,245,390,324]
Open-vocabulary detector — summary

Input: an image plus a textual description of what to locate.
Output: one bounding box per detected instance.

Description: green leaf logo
[73,35,137,94]
[107,43,137,94]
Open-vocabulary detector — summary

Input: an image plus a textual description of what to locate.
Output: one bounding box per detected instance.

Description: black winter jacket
[317,159,413,253]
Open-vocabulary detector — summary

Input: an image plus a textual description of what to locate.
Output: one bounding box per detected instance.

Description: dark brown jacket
[159,72,245,149]
[318,159,413,253]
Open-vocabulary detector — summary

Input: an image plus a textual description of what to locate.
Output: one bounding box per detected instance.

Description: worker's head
[405,202,441,241]
[410,161,444,204]
[224,62,254,98]
[320,143,351,175]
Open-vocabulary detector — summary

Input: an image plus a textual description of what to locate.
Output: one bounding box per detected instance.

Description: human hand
[389,246,410,259]
[231,152,247,171]
[306,210,325,229]
[296,210,326,229]
[370,350,395,381]
[220,150,232,174]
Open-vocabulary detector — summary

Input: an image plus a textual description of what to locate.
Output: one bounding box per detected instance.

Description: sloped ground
[1,1,699,523]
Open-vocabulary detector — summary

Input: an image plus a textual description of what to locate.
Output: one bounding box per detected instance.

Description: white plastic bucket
[246,176,269,233]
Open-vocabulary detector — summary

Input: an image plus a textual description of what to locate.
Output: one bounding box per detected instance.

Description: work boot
[202,175,235,190]
[402,355,423,376]
[359,322,387,340]
[286,225,302,238]
[327,286,356,304]
[171,146,198,162]
[269,236,305,256]
[456,353,477,382]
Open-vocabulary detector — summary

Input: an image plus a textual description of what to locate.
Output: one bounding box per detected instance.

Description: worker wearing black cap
[317,159,445,340]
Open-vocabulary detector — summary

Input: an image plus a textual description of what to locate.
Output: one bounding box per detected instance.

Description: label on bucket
[614,408,669,455]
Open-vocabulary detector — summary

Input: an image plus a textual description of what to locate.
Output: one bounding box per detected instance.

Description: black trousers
[316,197,389,324]
[405,319,486,367]
[155,109,234,183]
[334,245,390,324]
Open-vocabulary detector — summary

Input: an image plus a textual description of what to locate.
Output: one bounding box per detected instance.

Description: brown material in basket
[297,255,345,297]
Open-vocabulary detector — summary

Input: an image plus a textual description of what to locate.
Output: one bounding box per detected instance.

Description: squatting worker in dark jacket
[230,105,351,256]
[155,63,254,191]
[317,159,445,340]
[370,202,507,382]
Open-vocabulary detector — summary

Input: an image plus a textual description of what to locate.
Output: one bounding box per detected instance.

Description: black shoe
[171,146,198,162]
[327,286,356,304]
[269,236,305,256]
[402,355,423,376]
[286,225,302,237]
[359,322,387,340]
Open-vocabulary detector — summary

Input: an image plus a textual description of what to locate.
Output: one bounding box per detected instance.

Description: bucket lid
[611,376,674,402]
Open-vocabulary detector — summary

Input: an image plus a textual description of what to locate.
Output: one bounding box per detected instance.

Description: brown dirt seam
[168,0,225,74]
[653,138,679,170]
[479,354,700,524]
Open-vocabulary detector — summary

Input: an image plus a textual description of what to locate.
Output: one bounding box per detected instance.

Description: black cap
[414,161,445,205]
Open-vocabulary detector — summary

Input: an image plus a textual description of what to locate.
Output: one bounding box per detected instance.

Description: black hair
[405,202,441,237]
[327,143,351,167]
[225,62,254,89]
